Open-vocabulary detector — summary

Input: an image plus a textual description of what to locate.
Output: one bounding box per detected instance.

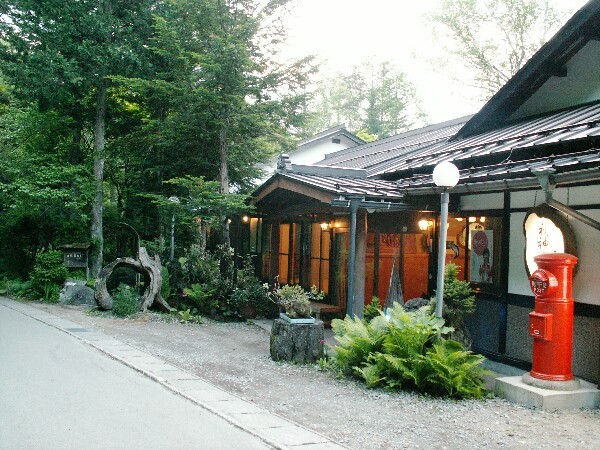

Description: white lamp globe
[432,161,460,188]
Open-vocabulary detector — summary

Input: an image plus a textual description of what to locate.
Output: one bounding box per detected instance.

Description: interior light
[320,222,330,231]
[468,217,476,223]
[418,219,430,231]
[456,217,464,221]
[480,216,486,223]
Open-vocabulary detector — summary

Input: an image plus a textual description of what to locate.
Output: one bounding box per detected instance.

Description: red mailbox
[528,253,578,381]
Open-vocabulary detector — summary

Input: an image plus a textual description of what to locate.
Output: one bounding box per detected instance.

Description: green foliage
[112,284,139,317]
[178,308,204,324]
[0,278,33,298]
[364,296,382,322]
[183,283,218,313]
[30,250,68,303]
[418,339,491,398]
[161,266,171,301]
[330,314,389,376]
[433,263,476,347]
[273,284,313,318]
[230,257,270,317]
[304,60,425,139]
[329,303,488,399]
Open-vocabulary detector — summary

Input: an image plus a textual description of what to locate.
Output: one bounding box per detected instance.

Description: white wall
[459,193,504,210]
[457,188,600,305]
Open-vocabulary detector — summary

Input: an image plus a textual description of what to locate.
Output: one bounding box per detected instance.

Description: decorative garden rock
[403,297,431,312]
[59,281,96,306]
[270,318,324,364]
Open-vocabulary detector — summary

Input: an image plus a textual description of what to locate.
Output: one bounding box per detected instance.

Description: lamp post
[168,196,180,262]
[432,161,460,319]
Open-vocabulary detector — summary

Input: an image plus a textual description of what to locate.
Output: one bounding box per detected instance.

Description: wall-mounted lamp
[320,222,330,231]
[242,215,249,223]
[418,218,430,231]
[227,218,232,224]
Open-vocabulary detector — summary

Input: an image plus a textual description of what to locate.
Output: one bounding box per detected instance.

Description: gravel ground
[28,302,599,450]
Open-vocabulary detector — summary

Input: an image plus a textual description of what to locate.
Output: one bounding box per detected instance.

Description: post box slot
[529,312,552,341]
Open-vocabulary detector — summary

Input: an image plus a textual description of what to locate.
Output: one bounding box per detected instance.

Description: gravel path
[29,302,599,450]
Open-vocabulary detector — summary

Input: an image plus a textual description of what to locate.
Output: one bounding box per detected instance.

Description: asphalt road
[0,303,271,450]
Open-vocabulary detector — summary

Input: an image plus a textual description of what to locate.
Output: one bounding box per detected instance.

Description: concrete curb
[1,298,348,450]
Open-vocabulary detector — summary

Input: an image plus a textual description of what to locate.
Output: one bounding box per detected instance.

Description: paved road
[0,303,271,450]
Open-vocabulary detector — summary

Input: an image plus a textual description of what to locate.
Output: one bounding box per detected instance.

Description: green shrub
[330,314,389,376]
[30,250,68,302]
[161,266,171,300]
[179,245,233,318]
[432,263,476,347]
[112,283,139,317]
[274,284,312,318]
[364,296,381,321]
[330,302,489,399]
[183,283,218,314]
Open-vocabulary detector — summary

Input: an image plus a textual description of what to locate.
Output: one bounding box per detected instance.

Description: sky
[278,0,589,125]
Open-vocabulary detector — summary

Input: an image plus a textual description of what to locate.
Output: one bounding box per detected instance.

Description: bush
[364,296,381,321]
[112,283,139,317]
[433,263,476,347]
[179,245,232,317]
[329,302,489,399]
[30,250,68,302]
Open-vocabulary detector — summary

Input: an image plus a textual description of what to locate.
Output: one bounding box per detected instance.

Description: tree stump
[270,319,324,364]
[95,247,171,312]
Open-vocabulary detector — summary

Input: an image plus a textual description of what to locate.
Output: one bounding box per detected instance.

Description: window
[278,223,301,285]
[309,223,331,294]
[448,215,503,291]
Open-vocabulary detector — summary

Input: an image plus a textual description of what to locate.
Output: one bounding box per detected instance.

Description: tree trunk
[90,77,107,276]
[270,319,325,364]
[95,247,171,312]
[219,124,231,249]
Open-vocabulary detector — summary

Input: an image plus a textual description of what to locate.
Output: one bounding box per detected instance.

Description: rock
[403,297,431,312]
[270,319,324,364]
[59,281,96,306]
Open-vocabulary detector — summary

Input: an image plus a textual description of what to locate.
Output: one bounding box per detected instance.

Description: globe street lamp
[168,196,180,262]
[432,161,460,319]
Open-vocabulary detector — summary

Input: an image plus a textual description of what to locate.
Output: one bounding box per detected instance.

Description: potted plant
[271,284,315,324]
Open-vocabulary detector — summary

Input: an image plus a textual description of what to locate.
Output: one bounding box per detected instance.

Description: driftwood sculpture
[95,247,171,312]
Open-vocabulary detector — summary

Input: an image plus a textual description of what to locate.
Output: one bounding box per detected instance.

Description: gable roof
[455,0,600,139]
[318,116,472,176]
[296,124,365,149]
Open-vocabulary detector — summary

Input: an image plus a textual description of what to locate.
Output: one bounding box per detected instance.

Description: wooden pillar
[270,221,280,283]
[354,209,367,319]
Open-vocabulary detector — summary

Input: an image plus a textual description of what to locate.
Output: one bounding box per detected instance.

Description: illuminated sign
[523,204,577,275]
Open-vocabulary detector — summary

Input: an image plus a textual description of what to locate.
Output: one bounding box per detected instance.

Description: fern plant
[330,314,389,376]
[419,339,491,399]
[329,302,488,399]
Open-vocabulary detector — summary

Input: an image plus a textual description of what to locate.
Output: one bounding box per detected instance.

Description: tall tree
[114,0,314,249]
[429,0,567,99]
[304,61,424,140]
[0,0,156,275]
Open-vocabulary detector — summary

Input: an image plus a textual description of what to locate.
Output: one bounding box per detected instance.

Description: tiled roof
[382,102,600,175]
[319,117,471,175]
[396,148,600,191]
[279,172,404,200]
[388,102,600,188]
